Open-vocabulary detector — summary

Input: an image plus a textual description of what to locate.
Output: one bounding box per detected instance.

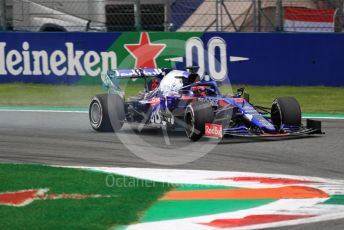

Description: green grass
[243,85,344,114]
[0,83,343,114]
[0,164,172,230]
[0,84,104,107]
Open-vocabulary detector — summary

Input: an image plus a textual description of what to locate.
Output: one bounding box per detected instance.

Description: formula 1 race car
[89,68,323,141]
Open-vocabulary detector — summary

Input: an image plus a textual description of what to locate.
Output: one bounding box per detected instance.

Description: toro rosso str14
[89,68,323,141]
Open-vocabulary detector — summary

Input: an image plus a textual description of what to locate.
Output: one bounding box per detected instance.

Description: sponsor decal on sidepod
[205,123,223,138]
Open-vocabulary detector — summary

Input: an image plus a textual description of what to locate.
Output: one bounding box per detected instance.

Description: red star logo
[124,32,166,68]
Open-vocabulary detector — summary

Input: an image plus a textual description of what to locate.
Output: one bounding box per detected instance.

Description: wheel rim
[185,112,195,138]
[90,102,102,126]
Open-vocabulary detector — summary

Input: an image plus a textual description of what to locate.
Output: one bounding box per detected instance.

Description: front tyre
[184,101,214,141]
[271,96,301,129]
[89,94,125,132]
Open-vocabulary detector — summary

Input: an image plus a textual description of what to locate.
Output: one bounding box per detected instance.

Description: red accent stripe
[285,8,335,23]
[202,214,315,228]
[181,96,196,100]
[233,98,244,103]
[218,100,229,107]
[212,176,318,184]
[149,98,160,107]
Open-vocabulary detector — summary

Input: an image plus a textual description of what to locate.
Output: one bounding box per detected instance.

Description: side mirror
[237,87,245,96]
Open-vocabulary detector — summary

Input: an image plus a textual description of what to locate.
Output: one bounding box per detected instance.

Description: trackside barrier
[0,32,343,86]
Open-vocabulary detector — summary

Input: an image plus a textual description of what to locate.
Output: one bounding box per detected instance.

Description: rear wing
[107,68,164,79]
[102,68,165,94]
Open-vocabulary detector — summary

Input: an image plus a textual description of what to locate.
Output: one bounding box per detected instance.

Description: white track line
[0,109,343,120]
[0,109,87,113]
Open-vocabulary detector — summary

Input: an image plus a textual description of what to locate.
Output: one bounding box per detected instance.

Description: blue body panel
[224,98,276,132]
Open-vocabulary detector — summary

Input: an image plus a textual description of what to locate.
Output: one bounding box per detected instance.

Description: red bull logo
[205,123,223,138]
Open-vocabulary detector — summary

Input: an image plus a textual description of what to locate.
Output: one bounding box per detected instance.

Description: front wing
[205,119,324,139]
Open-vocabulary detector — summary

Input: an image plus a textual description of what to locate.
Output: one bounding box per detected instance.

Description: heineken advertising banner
[0,32,343,86]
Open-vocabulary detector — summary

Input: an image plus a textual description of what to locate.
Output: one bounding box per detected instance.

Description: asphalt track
[0,110,344,229]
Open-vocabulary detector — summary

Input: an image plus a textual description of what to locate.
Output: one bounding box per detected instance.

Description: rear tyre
[89,94,125,132]
[271,96,301,129]
[184,101,214,141]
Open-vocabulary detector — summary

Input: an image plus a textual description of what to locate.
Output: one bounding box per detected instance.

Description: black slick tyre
[271,96,301,129]
[184,101,214,141]
[89,94,125,132]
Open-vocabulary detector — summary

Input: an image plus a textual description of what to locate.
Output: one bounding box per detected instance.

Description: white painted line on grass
[0,109,88,113]
[0,108,344,120]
